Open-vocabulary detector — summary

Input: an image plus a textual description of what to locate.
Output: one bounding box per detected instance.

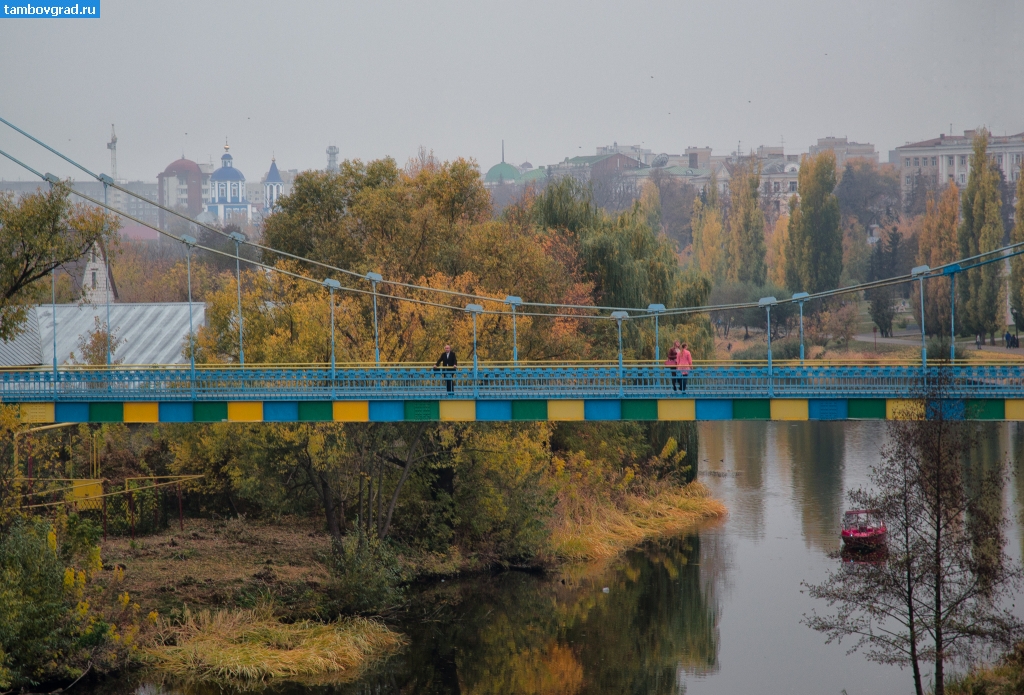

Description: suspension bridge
[2,117,1024,424]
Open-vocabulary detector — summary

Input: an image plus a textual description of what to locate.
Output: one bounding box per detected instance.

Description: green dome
[484,161,521,183]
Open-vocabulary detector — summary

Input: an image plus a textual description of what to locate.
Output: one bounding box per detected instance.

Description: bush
[732,338,802,361]
[927,336,965,362]
[321,534,407,615]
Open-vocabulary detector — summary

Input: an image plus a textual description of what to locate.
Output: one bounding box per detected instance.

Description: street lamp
[466,304,484,397]
[505,296,522,363]
[99,174,114,368]
[181,235,197,393]
[792,292,809,364]
[912,265,930,368]
[611,311,629,397]
[647,304,666,362]
[324,278,341,388]
[759,297,778,380]
[228,231,247,365]
[942,264,961,362]
[366,272,383,365]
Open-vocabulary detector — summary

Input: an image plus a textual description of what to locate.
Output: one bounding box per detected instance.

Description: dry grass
[145,607,403,684]
[550,481,726,561]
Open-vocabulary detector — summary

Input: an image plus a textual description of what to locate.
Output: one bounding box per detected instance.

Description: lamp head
[942,263,961,276]
[365,272,383,282]
[792,292,809,301]
[646,303,666,313]
[181,235,197,246]
[911,264,930,277]
[323,278,341,290]
[228,231,246,243]
[610,311,629,321]
[504,295,523,306]
[758,296,778,306]
[466,303,484,314]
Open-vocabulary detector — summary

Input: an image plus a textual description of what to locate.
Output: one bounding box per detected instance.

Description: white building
[894,130,1024,200]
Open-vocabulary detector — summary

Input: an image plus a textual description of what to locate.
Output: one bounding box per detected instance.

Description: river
[99,421,1024,695]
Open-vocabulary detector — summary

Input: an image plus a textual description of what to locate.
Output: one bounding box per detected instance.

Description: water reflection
[786,422,846,551]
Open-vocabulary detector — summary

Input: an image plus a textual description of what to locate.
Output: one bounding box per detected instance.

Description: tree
[958,130,1005,343]
[727,162,767,285]
[691,177,726,281]
[866,229,906,337]
[1009,172,1024,333]
[786,151,843,294]
[804,388,1024,695]
[916,185,960,336]
[840,218,871,287]
[648,168,698,249]
[766,213,789,287]
[0,182,118,340]
[835,160,901,230]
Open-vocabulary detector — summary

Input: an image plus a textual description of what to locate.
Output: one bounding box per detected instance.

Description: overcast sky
[1,0,1022,183]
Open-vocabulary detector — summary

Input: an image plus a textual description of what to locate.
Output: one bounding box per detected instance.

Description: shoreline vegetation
[108,481,724,686]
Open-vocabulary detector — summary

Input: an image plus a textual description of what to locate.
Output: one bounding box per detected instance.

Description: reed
[145,607,403,683]
[549,481,726,561]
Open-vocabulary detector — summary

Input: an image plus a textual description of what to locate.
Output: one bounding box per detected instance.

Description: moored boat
[841,509,887,551]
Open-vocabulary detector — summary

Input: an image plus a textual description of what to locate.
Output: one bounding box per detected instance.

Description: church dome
[211,144,246,182]
[160,158,202,178]
[484,161,521,183]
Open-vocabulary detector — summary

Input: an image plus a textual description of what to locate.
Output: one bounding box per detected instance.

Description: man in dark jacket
[434,344,457,393]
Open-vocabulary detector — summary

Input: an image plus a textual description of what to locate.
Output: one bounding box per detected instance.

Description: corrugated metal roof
[0,310,43,366]
[1,303,207,367]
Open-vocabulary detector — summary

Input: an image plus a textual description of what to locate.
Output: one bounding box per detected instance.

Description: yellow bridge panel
[333,401,369,422]
[771,399,809,421]
[886,399,925,420]
[1005,400,1024,421]
[227,401,263,422]
[658,399,696,420]
[123,402,159,423]
[20,402,55,423]
[548,400,584,421]
[440,400,476,421]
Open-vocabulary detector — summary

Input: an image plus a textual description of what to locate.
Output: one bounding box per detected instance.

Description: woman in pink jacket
[677,342,693,393]
[666,340,682,392]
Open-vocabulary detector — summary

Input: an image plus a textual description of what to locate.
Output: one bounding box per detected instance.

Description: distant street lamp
[324,279,341,388]
[466,304,484,397]
[611,311,629,397]
[366,272,383,365]
[647,304,666,362]
[912,265,930,368]
[505,296,522,363]
[792,292,809,364]
[228,231,247,365]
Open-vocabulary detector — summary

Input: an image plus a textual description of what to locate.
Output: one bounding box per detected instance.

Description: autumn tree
[835,159,901,230]
[727,162,767,285]
[786,152,842,294]
[691,176,726,282]
[1009,172,1024,333]
[0,182,118,339]
[915,185,960,336]
[766,213,789,287]
[957,130,1005,343]
[866,229,906,337]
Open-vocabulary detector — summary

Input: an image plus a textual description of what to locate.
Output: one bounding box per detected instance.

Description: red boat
[841,509,887,551]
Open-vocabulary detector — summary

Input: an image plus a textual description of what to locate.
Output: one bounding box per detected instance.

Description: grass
[944,643,1024,694]
[550,480,726,561]
[145,607,404,684]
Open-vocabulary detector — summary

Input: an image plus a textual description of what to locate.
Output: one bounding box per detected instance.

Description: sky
[1,0,1022,184]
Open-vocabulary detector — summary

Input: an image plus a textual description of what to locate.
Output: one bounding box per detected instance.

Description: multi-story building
[894,130,1024,200]
[157,157,209,227]
[808,137,878,169]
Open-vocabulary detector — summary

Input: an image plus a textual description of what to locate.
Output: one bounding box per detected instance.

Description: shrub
[732,338,802,361]
[320,534,407,615]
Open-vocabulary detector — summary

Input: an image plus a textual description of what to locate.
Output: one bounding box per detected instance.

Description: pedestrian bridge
[4,362,1024,424]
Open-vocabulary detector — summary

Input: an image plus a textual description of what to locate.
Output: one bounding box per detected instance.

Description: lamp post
[366,272,382,365]
[466,304,484,397]
[505,296,522,363]
[943,264,960,362]
[611,311,629,397]
[99,173,114,368]
[228,231,247,365]
[792,292,809,364]
[912,265,930,368]
[45,174,58,394]
[324,279,341,391]
[759,297,778,396]
[182,235,197,394]
[647,304,666,362]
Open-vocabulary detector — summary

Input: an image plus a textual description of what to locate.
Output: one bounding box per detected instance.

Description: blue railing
[2,363,1023,402]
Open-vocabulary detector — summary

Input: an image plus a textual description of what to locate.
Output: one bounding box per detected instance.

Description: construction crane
[106,124,119,211]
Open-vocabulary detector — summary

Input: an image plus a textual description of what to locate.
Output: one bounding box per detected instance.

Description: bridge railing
[3,362,1024,401]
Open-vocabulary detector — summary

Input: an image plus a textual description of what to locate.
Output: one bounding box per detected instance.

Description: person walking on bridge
[666,340,682,392]
[434,344,458,394]
[677,342,693,393]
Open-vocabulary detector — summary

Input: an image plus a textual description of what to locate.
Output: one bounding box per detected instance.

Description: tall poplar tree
[1010,171,1024,333]
[691,173,726,281]
[726,162,767,285]
[957,131,1005,342]
[785,151,842,293]
[916,185,960,336]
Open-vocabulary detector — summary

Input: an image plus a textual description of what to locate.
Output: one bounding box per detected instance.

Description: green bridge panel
[194,402,228,422]
[733,399,770,420]
[966,399,1004,420]
[405,401,440,421]
[848,399,886,419]
[621,399,658,421]
[89,402,123,423]
[298,401,333,422]
[512,400,547,421]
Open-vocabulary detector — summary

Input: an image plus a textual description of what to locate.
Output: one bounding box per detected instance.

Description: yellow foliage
[767,213,789,287]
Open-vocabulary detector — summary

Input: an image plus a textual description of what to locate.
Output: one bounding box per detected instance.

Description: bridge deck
[3,363,1024,423]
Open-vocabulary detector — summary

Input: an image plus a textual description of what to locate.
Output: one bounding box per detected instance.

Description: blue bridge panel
[808,399,847,421]
[159,402,193,423]
[927,399,965,421]
[584,399,621,421]
[696,400,732,421]
[369,401,405,422]
[476,400,512,421]
[264,401,299,422]
[55,402,89,423]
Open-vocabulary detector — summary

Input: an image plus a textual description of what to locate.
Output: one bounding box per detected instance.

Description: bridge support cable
[324,279,341,396]
[912,265,929,370]
[182,236,197,398]
[611,312,628,398]
[466,304,484,399]
[367,273,382,365]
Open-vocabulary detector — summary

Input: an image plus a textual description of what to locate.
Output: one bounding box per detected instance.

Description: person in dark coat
[434,344,457,393]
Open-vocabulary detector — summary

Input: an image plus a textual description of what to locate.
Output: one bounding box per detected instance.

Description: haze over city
[2,0,1022,180]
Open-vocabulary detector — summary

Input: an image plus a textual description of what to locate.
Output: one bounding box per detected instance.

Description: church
[205,142,253,222]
